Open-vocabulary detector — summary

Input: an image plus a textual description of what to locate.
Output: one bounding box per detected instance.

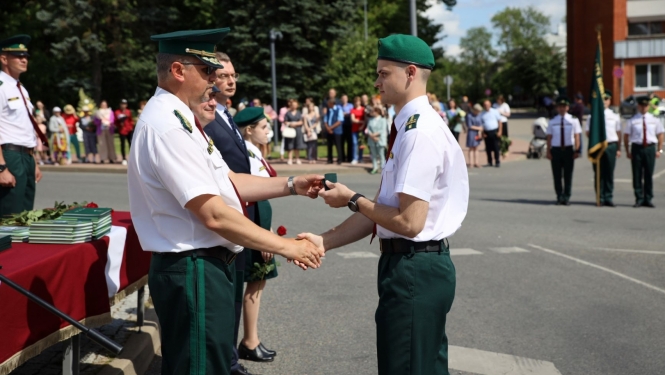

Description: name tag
[8,97,19,101]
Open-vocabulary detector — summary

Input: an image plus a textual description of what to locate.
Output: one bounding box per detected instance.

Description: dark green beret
[636,96,650,106]
[603,90,612,99]
[0,34,30,57]
[233,107,265,128]
[377,34,435,70]
[151,28,230,69]
[555,96,570,106]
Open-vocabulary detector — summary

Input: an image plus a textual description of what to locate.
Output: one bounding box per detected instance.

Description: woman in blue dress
[465,103,484,168]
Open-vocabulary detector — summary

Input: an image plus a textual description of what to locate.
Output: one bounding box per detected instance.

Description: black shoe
[563,200,571,206]
[258,342,276,357]
[603,201,616,207]
[633,202,642,208]
[643,202,655,208]
[238,342,274,363]
[555,201,562,206]
[232,363,259,375]
[495,163,500,168]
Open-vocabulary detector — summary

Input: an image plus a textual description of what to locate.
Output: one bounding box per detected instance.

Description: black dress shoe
[633,202,642,208]
[232,363,259,375]
[603,201,616,207]
[258,342,276,357]
[238,342,274,362]
[555,201,562,206]
[563,200,571,206]
[643,202,655,208]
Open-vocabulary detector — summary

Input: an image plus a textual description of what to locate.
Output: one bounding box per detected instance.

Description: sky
[425,0,567,58]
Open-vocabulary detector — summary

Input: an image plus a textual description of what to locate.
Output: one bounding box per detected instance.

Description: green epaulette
[0,80,3,86]
[173,110,192,133]
[405,114,420,132]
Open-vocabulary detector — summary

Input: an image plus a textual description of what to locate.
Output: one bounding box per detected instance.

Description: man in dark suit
[204,52,256,375]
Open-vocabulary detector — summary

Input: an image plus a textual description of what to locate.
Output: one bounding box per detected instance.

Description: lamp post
[270,29,283,152]
[410,0,417,36]
[364,0,368,41]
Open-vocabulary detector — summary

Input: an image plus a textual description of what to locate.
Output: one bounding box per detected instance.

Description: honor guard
[585,90,622,207]
[127,28,322,375]
[623,96,664,208]
[547,96,582,205]
[0,34,47,216]
[300,34,469,375]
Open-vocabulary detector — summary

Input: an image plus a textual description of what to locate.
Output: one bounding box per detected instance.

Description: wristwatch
[348,193,365,213]
[287,176,297,195]
[0,164,6,173]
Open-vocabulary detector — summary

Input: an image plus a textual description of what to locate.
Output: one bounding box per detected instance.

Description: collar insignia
[248,150,256,158]
[173,110,192,133]
[405,114,419,132]
[0,80,3,86]
[389,152,394,159]
[207,138,214,154]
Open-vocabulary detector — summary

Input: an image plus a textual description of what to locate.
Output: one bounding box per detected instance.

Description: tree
[491,6,550,52]
[458,27,496,101]
[324,34,378,99]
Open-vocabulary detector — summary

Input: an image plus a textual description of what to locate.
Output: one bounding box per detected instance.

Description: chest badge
[405,114,419,132]
[173,110,192,133]
[207,138,214,154]
[389,152,394,159]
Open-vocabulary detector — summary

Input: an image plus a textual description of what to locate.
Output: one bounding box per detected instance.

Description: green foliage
[0,201,88,226]
[249,260,280,281]
[324,34,378,99]
[457,27,496,101]
[491,7,550,52]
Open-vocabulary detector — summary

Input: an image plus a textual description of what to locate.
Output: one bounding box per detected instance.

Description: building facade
[568,0,665,105]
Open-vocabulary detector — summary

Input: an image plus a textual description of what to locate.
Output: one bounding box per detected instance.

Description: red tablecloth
[0,211,150,374]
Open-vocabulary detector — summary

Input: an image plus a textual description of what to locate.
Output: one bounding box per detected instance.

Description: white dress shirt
[377,95,469,241]
[547,113,582,147]
[128,87,244,253]
[0,71,37,147]
[585,108,621,143]
[246,141,270,177]
[623,112,664,145]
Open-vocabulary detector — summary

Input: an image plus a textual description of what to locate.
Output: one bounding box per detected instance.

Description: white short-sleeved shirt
[623,112,664,145]
[246,141,270,178]
[498,102,510,123]
[585,108,621,143]
[547,113,582,147]
[377,95,469,241]
[127,87,244,253]
[0,71,37,147]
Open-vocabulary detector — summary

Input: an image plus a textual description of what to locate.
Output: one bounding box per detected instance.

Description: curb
[97,308,160,375]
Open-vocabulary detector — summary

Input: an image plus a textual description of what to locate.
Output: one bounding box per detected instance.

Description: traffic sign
[613,67,624,79]
[443,75,453,85]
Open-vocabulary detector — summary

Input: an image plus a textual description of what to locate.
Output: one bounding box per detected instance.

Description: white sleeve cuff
[178,185,220,208]
[395,183,431,202]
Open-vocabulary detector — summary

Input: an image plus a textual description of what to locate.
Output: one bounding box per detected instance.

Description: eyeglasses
[180,62,216,75]
[217,72,240,81]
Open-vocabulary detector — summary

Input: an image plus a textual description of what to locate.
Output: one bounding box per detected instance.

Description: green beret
[555,96,570,106]
[233,107,265,128]
[636,96,650,106]
[0,34,30,57]
[377,34,435,70]
[151,28,230,69]
[603,90,612,99]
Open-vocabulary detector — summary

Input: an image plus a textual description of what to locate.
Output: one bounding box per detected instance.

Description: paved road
[32,118,665,375]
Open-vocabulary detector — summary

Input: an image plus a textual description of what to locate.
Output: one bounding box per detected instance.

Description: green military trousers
[0,149,36,217]
[149,253,235,375]
[550,146,575,203]
[375,244,456,375]
[593,142,618,204]
[630,144,656,204]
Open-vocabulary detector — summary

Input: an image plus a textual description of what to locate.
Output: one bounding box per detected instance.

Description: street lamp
[269,29,283,152]
[410,0,417,36]
[364,0,368,41]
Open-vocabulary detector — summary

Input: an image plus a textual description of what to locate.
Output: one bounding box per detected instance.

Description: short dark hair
[156,53,192,82]
[215,52,231,63]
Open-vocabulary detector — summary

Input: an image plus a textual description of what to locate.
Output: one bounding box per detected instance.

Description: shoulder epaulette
[0,80,3,86]
[173,110,192,133]
[405,114,419,132]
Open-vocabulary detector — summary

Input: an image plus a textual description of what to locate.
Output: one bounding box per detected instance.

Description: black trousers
[484,130,500,165]
[119,131,133,160]
[550,146,575,202]
[631,143,656,204]
[327,133,343,164]
[342,118,353,162]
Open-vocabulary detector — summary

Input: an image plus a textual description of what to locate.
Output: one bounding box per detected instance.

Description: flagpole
[594,29,603,207]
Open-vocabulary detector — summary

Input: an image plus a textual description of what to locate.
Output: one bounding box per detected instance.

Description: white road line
[489,246,530,254]
[451,248,483,256]
[654,168,665,179]
[614,178,631,183]
[449,346,562,375]
[592,247,665,255]
[528,244,665,296]
[336,251,379,259]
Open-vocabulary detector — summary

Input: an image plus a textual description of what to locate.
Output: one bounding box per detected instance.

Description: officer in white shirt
[127,28,323,375]
[298,34,469,375]
[0,34,46,216]
[547,96,582,205]
[623,96,664,208]
[585,90,622,207]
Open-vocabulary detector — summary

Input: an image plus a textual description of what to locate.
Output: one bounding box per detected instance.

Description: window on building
[635,64,663,90]
[628,21,664,36]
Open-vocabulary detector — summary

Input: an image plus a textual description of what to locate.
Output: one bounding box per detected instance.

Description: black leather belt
[154,246,237,265]
[379,238,447,254]
[551,146,573,150]
[631,143,656,147]
[607,141,618,145]
[2,144,34,155]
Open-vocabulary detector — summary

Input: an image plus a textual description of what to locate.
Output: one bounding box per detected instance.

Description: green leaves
[0,201,88,226]
[249,261,279,282]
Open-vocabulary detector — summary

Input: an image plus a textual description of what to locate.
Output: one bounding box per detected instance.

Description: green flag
[588,37,607,163]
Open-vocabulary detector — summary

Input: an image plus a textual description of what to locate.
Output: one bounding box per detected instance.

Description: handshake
[279,173,363,271]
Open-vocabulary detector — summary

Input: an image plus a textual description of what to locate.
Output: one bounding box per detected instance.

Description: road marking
[615,178,631,183]
[451,248,483,256]
[654,168,665,179]
[336,251,379,259]
[449,345,562,375]
[529,244,665,296]
[616,169,665,183]
[490,246,530,254]
[592,247,665,255]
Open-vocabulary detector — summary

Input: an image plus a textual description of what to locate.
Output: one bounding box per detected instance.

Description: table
[0,211,151,375]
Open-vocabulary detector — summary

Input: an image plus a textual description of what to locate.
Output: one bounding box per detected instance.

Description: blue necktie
[224,107,243,143]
